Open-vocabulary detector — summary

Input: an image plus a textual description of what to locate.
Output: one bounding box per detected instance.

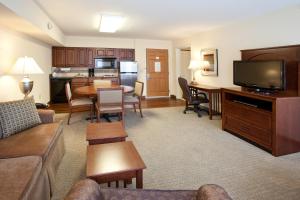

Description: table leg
[136,170,143,189]
[209,92,212,120]
[124,180,127,188]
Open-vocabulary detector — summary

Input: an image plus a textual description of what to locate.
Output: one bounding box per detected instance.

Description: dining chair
[95,87,124,126]
[93,79,112,88]
[178,77,209,117]
[124,81,144,118]
[65,82,93,124]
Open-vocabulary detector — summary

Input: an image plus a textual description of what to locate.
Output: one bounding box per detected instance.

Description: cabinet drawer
[224,115,272,149]
[223,101,272,131]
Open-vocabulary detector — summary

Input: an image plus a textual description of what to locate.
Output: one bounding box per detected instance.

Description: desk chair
[96,87,124,126]
[65,82,93,124]
[178,77,209,117]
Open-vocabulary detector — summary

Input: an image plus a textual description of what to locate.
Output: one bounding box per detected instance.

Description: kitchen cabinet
[65,48,78,67]
[116,49,135,61]
[52,47,66,67]
[77,48,87,67]
[95,48,116,58]
[95,48,105,57]
[86,48,95,67]
[52,47,135,67]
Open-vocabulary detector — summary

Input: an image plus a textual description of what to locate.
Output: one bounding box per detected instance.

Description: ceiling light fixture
[99,15,124,33]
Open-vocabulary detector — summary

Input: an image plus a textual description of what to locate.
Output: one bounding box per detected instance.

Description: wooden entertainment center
[222,45,300,156]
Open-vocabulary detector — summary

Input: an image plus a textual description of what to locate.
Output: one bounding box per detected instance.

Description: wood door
[52,47,65,67]
[65,48,78,67]
[146,49,169,96]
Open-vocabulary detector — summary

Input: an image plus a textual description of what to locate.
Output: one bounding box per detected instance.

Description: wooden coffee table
[86,141,146,188]
[86,122,127,145]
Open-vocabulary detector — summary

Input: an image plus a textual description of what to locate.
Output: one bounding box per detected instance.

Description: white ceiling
[35,0,300,40]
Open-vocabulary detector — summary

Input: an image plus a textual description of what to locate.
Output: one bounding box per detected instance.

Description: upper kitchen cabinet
[95,48,116,58]
[86,48,95,67]
[116,49,135,61]
[77,48,87,67]
[65,48,78,67]
[52,47,66,67]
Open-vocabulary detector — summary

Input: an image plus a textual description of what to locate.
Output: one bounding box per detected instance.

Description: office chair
[178,77,209,117]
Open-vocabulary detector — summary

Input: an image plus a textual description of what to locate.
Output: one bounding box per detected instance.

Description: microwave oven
[95,58,117,69]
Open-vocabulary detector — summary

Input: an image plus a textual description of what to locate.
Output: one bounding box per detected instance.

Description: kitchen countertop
[50,75,118,79]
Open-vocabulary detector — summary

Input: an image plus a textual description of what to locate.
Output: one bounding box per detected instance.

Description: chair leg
[138,102,143,118]
[67,108,72,125]
[90,105,93,123]
[133,104,136,112]
[97,111,100,122]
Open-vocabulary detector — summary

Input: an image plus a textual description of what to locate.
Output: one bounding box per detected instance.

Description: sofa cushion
[65,179,103,200]
[0,121,63,161]
[0,156,42,200]
[100,188,197,200]
[197,184,232,200]
[0,97,41,138]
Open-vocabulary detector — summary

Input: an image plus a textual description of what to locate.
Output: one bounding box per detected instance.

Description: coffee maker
[88,68,94,77]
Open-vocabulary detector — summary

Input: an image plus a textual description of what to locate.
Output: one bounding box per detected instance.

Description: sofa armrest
[38,109,55,124]
[64,179,102,200]
[197,184,232,200]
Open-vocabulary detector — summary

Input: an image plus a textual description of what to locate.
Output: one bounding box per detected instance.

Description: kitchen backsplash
[51,67,118,77]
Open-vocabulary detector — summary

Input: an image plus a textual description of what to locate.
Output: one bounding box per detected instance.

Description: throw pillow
[0,97,41,138]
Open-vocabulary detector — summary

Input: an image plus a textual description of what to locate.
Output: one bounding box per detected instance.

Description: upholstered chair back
[93,80,112,88]
[134,81,144,97]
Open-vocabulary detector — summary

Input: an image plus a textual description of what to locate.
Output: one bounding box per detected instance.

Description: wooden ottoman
[86,122,127,145]
[86,141,146,188]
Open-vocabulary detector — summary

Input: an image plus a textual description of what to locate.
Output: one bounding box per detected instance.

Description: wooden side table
[86,122,127,145]
[86,141,146,188]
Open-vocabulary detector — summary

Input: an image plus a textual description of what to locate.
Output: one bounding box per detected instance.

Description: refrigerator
[120,61,138,87]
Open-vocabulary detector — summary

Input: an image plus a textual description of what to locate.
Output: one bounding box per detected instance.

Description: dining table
[74,84,134,122]
[74,85,134,96]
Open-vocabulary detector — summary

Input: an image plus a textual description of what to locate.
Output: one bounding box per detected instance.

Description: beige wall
[188,6,300,87]
[0,27,51,103]
[65,36,174,96]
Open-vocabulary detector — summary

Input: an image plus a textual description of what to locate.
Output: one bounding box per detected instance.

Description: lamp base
[19,77,33,98]
[190,80,198,85]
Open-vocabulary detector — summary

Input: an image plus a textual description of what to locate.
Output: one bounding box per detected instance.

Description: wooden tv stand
[222,88,300,156]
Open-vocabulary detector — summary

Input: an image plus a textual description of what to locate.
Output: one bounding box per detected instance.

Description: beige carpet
[52,107,300,200]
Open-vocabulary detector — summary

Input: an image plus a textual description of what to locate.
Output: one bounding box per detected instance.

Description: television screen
[233,60,285,90]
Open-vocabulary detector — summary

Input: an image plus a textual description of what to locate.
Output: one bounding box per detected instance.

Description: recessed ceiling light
[99,15,124,33]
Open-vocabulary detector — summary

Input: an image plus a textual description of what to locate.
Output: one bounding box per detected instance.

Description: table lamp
[11,56,44,98]
[188,60,201,84]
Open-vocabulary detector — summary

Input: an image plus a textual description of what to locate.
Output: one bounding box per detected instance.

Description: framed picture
[201,48,218,76]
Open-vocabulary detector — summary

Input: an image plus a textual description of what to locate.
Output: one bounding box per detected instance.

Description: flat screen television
[233,60,285,91]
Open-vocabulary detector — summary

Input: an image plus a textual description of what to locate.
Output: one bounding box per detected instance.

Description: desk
[189,84,221,120]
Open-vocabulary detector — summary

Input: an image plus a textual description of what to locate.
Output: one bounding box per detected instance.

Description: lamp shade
[200,60,210,69]
[188,60,201,70]
[11,56,43,75]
